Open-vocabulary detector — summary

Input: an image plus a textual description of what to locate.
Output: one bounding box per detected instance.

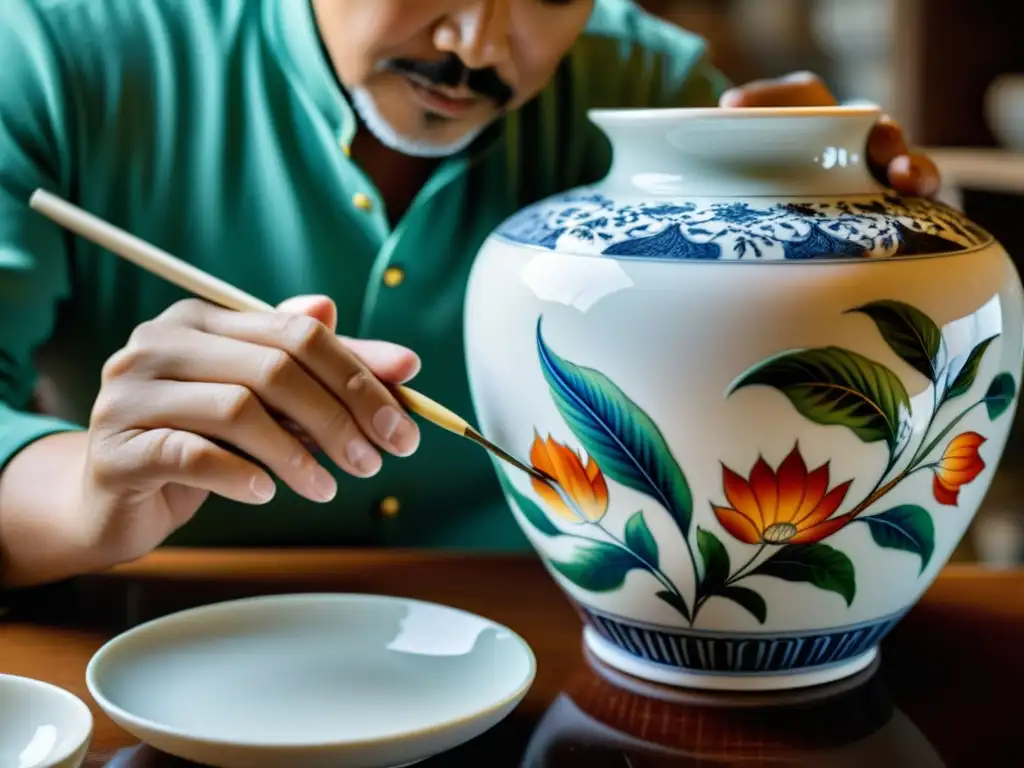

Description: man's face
[313,0,594,157]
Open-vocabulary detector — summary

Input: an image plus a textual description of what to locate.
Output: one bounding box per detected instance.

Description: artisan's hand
[719,71,940,198]
[75,294,420,564]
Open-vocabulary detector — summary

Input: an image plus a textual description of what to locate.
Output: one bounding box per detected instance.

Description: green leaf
[549,541,644,592]
[861,505,935,574]
[624,511,659,568]
[537,320,694,535]
[847,299,943,383]
[983,372,1017,420]
[696,527,730,591]
[945,336,998,402]
[727,346,911,452]
[495,471,561,538]
[655,589,692,622]
[718,586,767,624]
[750,543,856,606]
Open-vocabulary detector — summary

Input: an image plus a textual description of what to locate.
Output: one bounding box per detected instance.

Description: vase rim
[588,103,882,124]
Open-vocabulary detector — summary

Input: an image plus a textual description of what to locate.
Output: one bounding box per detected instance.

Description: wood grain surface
[1,550,1022,766]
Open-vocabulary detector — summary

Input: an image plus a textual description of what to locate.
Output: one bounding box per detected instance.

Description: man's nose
[433,0,511,72]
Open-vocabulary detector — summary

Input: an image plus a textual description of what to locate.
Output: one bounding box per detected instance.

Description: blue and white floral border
[496,192,991,261]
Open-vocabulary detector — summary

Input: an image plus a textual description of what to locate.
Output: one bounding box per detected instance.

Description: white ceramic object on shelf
[85,593,535,768]
[985,74,1024,151]
[464,105,1024,691]
[0,674,92,768]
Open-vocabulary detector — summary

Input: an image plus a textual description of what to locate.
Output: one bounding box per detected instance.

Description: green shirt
[0,0,729,550]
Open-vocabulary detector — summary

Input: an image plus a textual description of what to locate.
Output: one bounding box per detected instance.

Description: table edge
[93,547,1024,583]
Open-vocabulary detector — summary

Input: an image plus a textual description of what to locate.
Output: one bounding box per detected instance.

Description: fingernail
[719,88,742,107]
[310,465,337,502]
[250,475,276,502]
[347,437,382,476]
[373,406,420,455]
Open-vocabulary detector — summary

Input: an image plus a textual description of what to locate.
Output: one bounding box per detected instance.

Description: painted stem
[573,522,692,620]
[725,543,769,586]
[544,475,699,617]
[536,477,693,620]
[682,535,701,611]
[914,401,982,468]
[847,398,983,520]
[594,522,683,600]
[904,382,947,471]
[691,543,768,618]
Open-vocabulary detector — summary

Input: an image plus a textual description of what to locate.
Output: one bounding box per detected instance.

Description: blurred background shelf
[925,149,1024,207]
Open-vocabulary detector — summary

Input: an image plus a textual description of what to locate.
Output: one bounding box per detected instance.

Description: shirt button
[382,266,404,287]
[338,136,351,156]
[378,496,400,518]
[352,192,373,212]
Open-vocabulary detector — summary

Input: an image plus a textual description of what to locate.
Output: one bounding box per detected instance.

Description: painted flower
[932,432,986,506]
[530,433,608,523]
[713,444,854,545]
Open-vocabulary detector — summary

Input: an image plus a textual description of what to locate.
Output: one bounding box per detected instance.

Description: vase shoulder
[493,190,993,263]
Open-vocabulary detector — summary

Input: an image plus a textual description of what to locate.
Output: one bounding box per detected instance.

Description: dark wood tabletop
[2,549,1022,766]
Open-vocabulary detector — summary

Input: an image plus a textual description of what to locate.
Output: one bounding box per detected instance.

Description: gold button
[379,496,400,518]
[382,266,404,287]
[339,140,351,157]
[352,192,373,211]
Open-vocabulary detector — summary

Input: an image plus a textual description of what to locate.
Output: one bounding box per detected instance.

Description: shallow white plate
[85,593,536,768]
[0,674,93,768]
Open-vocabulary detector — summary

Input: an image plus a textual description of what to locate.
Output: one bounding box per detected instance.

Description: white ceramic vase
[464,105,1023,691]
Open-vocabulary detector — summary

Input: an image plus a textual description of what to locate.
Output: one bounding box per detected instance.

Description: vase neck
[589,106,885,198]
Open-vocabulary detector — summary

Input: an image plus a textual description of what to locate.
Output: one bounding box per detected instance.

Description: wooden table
[2,550,1023,766]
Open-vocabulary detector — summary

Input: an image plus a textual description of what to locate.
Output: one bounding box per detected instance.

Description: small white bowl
[0,674,93,768]
[985,74,1024,151]
[86,593,536,768]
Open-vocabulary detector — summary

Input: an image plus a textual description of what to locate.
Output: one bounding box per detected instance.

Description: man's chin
[348,86,488,158]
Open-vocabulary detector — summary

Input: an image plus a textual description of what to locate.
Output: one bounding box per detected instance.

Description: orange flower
[530,433,609,523]
[932,432,986,506]
[713,444,853,545]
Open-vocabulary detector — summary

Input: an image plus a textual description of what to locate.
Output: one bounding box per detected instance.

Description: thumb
[276,294,337,332]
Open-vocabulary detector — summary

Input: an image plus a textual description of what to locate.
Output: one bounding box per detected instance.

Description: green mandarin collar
[264,0,505,164]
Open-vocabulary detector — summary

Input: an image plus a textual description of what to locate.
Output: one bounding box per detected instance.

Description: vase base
[582,626,879,692]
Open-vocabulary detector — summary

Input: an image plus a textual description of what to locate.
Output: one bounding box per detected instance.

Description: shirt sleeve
[0,0,85,471]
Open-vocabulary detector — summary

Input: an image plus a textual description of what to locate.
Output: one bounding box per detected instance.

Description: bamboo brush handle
[27,189,475,438]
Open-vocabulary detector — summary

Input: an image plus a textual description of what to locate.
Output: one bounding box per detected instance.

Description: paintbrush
[28,188,554,486]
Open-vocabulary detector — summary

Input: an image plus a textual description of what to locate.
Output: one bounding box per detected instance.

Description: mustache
[383,53,515,108]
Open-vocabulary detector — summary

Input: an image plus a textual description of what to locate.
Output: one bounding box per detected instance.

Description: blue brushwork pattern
[496,192,990,261]
[582,604,905,675]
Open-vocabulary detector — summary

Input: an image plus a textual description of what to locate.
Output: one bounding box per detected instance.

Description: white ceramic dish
[85,593,536,768]
[0,674,93,768]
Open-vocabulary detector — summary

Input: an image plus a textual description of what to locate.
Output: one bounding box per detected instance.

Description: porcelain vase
[464,105,1024,691]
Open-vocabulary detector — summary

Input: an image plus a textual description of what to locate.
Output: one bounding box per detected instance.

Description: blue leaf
[983,372,1017,420]
[602,225,721,260]
[537,320,693,536]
